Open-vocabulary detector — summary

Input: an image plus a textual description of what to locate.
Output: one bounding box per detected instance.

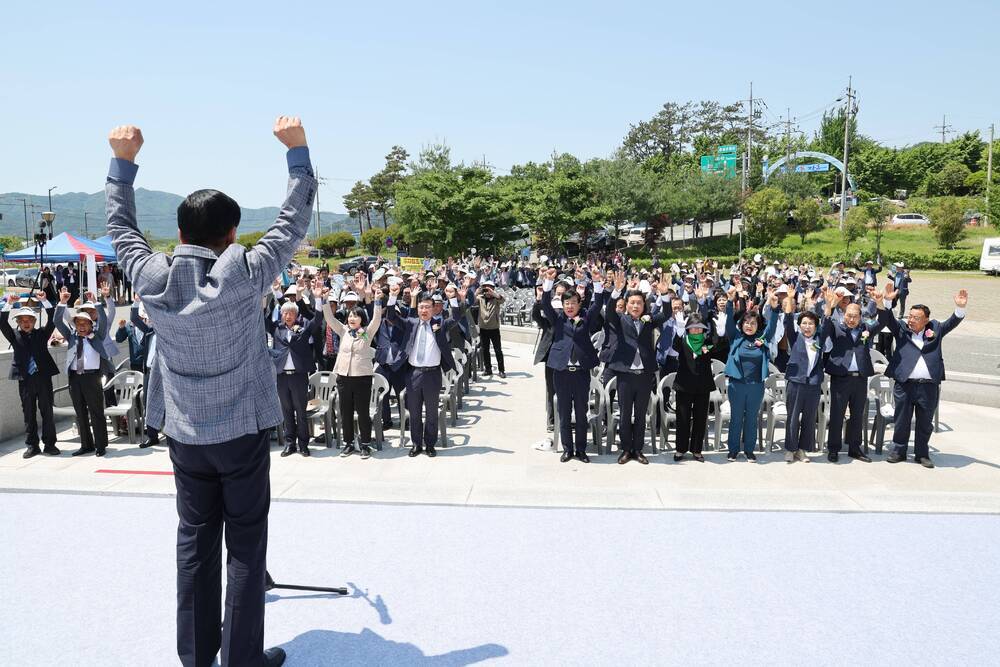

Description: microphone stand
[265,570,348,596]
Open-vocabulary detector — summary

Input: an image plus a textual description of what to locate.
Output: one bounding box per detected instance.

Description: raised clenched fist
[108,125,144,162]
[273,116,307,149]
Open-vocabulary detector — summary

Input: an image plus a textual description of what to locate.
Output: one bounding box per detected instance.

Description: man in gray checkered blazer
[106,117,314,667]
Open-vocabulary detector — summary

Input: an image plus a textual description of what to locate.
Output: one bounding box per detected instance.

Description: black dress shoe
[693,453,705,462]
[673,453,685,462]
[576,452,591,463]
[408,445,423,457]
[499,372,507,379]
[139,438,159,449]
[280,444,295,457]
[95,448,107,457]
[886,452,905,463]
[23,447,41,459]
[917,457,935,469]
[634,452,649,465]
[340,445,357,458]
[827,452,839,463]
[560,452,574,463]
[263,646,286,667]
[849,452,872,463]
[745,451,757,462]
[298,445,311,457]
[42,445,61,456]
[617,451,631,464]
[727,452,738,461]
[425,445,437,457]
[72,447,95,457]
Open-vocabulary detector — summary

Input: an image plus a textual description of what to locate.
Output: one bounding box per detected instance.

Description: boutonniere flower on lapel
[860,330,870,342]
[924,328,935,340]
[640,315,651,323]
[292,325,302,334]
[432,324,441,333]
[572,316,583,327]
[811,341,821,352]
[753,337,765,348]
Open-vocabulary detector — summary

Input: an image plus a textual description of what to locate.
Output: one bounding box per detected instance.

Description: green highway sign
[717,144,738,155]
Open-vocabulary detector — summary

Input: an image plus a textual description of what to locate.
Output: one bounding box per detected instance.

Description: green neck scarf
[686,332,706,355]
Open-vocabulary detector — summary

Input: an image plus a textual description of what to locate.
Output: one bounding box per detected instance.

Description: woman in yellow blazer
[323,278,383,459]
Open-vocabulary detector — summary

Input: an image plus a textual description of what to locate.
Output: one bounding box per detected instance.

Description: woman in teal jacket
[723,286,780,461]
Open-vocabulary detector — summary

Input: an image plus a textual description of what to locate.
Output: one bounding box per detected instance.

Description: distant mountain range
[0,189,358,242]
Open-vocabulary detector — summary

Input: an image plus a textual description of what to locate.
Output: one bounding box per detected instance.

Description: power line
[933,114,954,143]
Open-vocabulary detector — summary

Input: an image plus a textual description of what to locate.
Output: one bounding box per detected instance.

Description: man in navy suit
[385,285,460,457]
[1,291,60,458]
[889,262,912,317]
[604,271,672,464]
[540,267,606,462]
[375,279,410,428]
[875,285,967,468]
[266,295,323,457]
[821,286,880,463]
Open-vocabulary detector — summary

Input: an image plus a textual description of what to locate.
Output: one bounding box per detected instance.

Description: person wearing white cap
[53,287,112,457]
[1,291,60,458]
[473,278,506,378]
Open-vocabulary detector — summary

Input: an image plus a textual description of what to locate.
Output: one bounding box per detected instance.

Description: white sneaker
[795,449,810,463]
[784,450,795,464]
[534,438,555,452]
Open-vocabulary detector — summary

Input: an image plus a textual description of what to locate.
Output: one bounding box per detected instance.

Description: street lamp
[48,186,57,212]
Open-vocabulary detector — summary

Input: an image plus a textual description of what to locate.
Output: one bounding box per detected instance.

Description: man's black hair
[177,189,241,247]
[910,304,930,318]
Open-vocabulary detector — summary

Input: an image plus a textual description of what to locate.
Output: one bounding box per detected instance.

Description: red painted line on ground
[95,469,174,476]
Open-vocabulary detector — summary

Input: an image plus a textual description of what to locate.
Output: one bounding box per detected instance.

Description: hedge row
[628,247,980,271]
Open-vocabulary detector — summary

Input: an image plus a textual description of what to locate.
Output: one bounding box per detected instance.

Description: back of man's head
[177,189,241,248]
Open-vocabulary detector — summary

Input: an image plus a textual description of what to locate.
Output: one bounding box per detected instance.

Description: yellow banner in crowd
[399,257,433,272]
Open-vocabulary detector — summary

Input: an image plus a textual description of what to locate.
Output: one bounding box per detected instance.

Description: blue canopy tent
[2,232,117,263]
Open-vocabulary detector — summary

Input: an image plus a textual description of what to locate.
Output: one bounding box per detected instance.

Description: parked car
[14,268,39,288]
[586,229,610,250]
[626,225,647,247]
[980,238,1000,275]
[338,255,379,273]
[2,268,20,287]
[306,248,323,258]
[617,223,635,240]
[964,210,983,225]
[891,213,930,225]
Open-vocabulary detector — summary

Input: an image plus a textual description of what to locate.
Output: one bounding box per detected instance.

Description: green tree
[861,199,893,259]
[792,198,822,244]
[841,206,868,252]
[385,223,406,251]
[741,187,790,247]
[0,235,24,253]
[360,228,387,255]
[852,145,903,195]
[315,231,356,257]
[370,145,409,229]
[925,161,972,196]
[343,180,374,237]
[236,231,265,249]
[929,197,967,249]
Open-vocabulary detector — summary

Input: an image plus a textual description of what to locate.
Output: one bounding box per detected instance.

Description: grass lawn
[774,219,994,256]
[294,248,399,268]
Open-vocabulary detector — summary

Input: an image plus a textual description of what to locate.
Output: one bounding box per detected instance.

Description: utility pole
[933,114,953,143]
[986,123,994,228]
[314,167,321,239]
[742,81,753,193]
[784,107,794,174]
[838,76,855,231]
[83,212,90,238]
[19,198,29,243]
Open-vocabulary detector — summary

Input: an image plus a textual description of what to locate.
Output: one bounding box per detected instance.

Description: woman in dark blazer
[723,287,780,461]
[669,312,719,462]
[781,293,826,463]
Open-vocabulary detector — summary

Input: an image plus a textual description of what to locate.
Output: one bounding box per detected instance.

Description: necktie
[415,322,427,366]
[76,337,85,372]
[325,324,335,355]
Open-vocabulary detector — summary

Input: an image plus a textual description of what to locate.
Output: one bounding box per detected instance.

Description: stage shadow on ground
[279,628,508,666]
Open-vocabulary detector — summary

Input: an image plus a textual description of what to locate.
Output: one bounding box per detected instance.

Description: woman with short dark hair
[781,294,827,462]
[669,312,719,462]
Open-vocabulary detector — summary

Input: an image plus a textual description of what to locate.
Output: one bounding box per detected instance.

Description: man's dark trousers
[168,430,270,667]
[827,375,867,455]
[544,366,555,431]
[19,373,57,448]
[480,328,505,374]
[892,380,938,460]
[377,365,407,424]
[406,366,442,446]
[276,371,309,448]
[68,370,107,451]
[554,367,589,454]
[615,370,654,454]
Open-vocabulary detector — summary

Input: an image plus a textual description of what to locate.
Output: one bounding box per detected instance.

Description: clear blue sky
[2,0,996,212]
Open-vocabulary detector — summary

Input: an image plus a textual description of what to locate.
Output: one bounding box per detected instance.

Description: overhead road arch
[762,151,856,191]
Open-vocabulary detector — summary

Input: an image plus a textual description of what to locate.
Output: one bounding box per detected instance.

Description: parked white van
[981,238,1000,275]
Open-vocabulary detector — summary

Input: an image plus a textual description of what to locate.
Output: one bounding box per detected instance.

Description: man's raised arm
[245,116,317,294]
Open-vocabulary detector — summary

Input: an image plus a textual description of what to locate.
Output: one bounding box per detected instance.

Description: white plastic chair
[102,371,144,445]
[307,371,339,447]
[656,373,678,451]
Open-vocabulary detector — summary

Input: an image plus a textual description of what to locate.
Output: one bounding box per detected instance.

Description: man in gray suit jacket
[105,117,313,667]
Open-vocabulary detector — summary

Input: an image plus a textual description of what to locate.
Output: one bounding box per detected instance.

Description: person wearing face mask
[669,312,718,462]
[540,267,607,463]
[53,287,112,457]
[323,278,384,459]
[266,289,324,458]
[723,286,781,462]
[875,284,967,468]
[1,291,60,458]
[605,271,673,464]
[781,294,826,463]
[821,285,880,463]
